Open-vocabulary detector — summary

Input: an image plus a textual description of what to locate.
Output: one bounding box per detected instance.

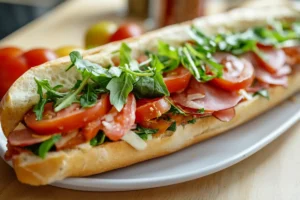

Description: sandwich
[1,6,300,185]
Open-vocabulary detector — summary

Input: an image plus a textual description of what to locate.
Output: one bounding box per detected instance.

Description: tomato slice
[82,119,102,141]
[253,48,286,74]
[25,94,110,135]
[211,53,255,91]
[135,98,171,123]
[140,119,172,135]
[102,93,136,141]
[164,67,192,93]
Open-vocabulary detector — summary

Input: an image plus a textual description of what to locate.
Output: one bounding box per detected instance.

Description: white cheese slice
[122,131,147,151]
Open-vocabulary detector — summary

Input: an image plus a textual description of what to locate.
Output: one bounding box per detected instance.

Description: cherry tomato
[0,57,28,98]
[102,93,136,141]
[211,53,255,91]
[135,98,171,123]
[55,45,82,57]
[0,47,23,62]
[24,94,110,135]
[253,48,286,74]
[22,48,57,68]
[163,67,192,93]
[109,23,143,42]
[85,21,118,49]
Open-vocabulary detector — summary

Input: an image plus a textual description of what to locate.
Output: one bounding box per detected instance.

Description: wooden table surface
[0,0,300,199]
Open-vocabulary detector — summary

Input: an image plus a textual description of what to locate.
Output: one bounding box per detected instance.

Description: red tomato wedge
[135,98,171,123]
[211,53,255,91]
[213,108,236,122]
[102,93,136,141]
[253,48,286,74]
[25,94,110,135]
[8,128,50,147]
[163,67,192,93]
[172,79,243,112]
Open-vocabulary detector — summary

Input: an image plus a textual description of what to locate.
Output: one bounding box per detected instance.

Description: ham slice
[172,79,243,112]
[243,52,288,87]
[8,128,50,147]
[255,66,288,87]
[213,108,236,122]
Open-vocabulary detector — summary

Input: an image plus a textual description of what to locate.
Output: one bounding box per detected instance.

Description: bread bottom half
[11,71,300,185]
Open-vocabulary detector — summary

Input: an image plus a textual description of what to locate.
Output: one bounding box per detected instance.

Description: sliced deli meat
[255,66,288,86]
[253,48,286,74]
[172,79,243,112]
[8,128,51,147]
[242,52,288,86]
[213,108,236,122]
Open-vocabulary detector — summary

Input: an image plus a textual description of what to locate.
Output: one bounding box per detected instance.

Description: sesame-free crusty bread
[1,5,300,185]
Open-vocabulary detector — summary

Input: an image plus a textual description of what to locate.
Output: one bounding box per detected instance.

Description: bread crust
[0,5,300,185]
[12,71,300,185]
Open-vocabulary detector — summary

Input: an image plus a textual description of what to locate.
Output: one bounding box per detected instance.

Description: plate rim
[51,109,300,191]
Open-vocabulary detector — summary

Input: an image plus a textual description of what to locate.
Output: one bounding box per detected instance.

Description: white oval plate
[0,94,299,191]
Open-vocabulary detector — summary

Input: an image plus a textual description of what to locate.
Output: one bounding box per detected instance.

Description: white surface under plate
[0,94,299,191]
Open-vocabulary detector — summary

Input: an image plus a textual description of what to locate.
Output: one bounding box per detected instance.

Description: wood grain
[0,0,299,199]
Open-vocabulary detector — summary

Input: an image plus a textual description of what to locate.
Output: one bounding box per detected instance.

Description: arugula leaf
[189,26,216,51]
[90,131,106,146]
[38,135,61,159]
[54,74,90,112]
[167,121,176,132]
[133,55,169,98]
[80,84,98,108]
[157,41,180,72]
[253,89,269,100]
[165,98,186,115]
[187,118,196,124]
[134,125,158,141]
[119,43,139,70]
[106,72,135,111]
[198,108,205,114]
[33,78,66,120]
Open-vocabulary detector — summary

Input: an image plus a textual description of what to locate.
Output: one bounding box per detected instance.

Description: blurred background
[0,0,298,40]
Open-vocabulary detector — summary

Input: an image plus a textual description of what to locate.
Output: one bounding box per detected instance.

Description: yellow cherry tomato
[85,21,118,49]
[55,46,82,57]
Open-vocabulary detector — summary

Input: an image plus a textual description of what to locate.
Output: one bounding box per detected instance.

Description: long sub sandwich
[1,6,300,185]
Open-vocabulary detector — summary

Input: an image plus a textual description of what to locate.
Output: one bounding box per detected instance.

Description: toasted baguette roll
[1,6,300,185]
